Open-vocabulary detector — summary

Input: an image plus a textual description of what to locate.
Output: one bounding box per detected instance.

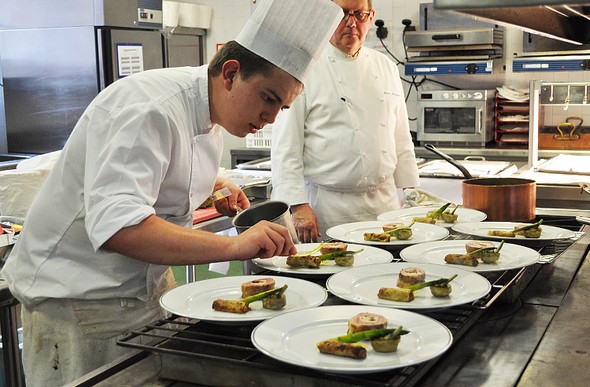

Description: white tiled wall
[180,0,590,167]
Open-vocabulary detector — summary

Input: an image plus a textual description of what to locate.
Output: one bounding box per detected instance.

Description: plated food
[251,305,453,373]
[252,243,393,276]
[326,263,491,310]
[285,242,362,268]
[160,275,327,323]
[316,312,409,360]
[452,221,576,245]
[326,221,449,247]
[211,278,288,314]
[400,240,541,272]
[378,205,487,227]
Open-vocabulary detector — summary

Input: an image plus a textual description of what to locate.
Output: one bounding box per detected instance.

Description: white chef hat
[236,0,342,83]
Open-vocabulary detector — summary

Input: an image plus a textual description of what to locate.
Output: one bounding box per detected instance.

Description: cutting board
[192,207,222,224]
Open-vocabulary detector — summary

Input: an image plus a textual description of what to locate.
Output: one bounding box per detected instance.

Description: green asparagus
[513,219,543,233]
[428,203,451,219]
[404,274,458,291]
[319,249,364,261]
[240,284,288,304]
[336,327,408,343]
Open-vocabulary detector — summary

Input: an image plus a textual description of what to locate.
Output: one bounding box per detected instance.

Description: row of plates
[160,274,456,374]
[159,206,578,374]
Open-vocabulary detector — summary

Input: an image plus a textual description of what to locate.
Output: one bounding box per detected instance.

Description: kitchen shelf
[494,91,536,145]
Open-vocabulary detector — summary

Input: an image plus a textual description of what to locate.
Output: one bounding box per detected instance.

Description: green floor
[171,261,244,285]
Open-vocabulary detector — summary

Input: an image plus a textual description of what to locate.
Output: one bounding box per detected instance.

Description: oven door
[417,102,492,145]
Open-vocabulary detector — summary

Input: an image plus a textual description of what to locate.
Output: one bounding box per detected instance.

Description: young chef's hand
[213,178,250,216]
[291,203,320,243]
[232,220,297,259]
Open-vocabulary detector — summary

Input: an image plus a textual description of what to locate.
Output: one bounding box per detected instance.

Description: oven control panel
[419,90,487,101]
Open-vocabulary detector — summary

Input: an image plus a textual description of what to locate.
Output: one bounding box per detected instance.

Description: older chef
[0,0,342,385]
[271,0,420,242]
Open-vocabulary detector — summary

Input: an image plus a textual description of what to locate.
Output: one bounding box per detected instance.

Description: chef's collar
[235,0,342,83]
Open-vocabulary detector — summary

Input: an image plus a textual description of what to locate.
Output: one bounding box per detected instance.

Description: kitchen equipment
[424,145,536,222]
[424,144,473,178]
[462,177,537,222]
[232,201,298,243]
[417,90,495,146]
[405,27,503,62]
[433,0,590,46]
[0,0,204,155]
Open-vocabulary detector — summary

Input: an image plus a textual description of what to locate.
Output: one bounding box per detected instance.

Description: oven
[417,89,495,147]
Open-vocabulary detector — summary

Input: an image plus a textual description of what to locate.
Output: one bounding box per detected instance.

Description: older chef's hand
[232,220,297,259]
[291,203,320,243]
[213,178,250,216]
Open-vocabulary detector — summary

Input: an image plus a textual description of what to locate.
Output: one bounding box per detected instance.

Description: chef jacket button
[379,176,386,182]
[369,184,376,190]
[381,122,386,127]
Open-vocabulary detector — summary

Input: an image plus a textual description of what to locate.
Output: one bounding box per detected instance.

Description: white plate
[400,240,541,272]
[326,221,449,247]
[252,243,393,275]
[159,275,327,324]
[377,206,487,227]
[326,262,491,310]
[451,221,577,243]
[251,305,452,374]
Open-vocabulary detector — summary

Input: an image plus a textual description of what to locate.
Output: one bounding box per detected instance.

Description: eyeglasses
[341,9,372,23]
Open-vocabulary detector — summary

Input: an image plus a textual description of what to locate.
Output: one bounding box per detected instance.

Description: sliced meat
[348,312,388,334]
[396,267,426,288]
[241,277,275,298]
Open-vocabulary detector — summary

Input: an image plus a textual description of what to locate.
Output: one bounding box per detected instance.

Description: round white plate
[400,240,541,272]
[326,262,491,310]
[159,275,327,324]
[377,206,487,227]
[251,305,452,374]
[451,221,577,243]
[252,243,393,275]
[326,221,449,247]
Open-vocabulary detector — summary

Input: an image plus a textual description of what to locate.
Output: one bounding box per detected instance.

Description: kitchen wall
[181,0,590,168]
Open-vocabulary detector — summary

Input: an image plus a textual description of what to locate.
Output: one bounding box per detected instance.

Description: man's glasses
[341,9,372,23]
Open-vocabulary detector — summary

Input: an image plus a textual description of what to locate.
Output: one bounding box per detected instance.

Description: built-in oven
[417,89,495,147]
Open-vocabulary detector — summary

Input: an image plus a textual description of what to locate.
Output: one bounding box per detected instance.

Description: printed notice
[117,44,144,77]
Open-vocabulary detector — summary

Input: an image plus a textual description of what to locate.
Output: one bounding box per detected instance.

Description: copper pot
[462,177,536,222]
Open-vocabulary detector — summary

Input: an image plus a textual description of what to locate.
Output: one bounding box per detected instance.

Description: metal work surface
[72,218,588,386]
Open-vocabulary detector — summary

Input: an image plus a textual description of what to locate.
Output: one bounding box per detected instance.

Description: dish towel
[402,188,456,208]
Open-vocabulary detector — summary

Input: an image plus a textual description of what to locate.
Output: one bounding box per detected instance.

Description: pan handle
[424,144,473,179]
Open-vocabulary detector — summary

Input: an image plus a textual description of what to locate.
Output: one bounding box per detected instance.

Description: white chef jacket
[1,65,223,306]
[271,44,420,233]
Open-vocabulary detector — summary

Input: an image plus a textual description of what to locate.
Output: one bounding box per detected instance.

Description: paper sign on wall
[117,43,144,78]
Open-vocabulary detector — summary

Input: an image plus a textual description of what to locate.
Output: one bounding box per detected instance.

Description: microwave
[417,89,495,146]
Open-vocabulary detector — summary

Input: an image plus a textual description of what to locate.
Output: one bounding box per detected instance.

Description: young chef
[271,0,420,242]
[0,0,342,385]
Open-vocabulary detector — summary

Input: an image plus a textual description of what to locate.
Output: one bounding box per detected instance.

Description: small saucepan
[424,144,536,222]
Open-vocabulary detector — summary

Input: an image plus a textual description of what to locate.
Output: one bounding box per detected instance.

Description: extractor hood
[433,1,590,45]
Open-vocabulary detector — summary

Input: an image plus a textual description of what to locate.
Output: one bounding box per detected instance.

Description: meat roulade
[347,312,388,334]
[241,277,275,298]
[396,267,426,288]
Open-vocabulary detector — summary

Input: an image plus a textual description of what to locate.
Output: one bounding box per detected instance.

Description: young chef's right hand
[291,204,320,243]
[233,220,297,259]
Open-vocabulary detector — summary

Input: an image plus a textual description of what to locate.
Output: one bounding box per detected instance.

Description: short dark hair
[208,40,276,80]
